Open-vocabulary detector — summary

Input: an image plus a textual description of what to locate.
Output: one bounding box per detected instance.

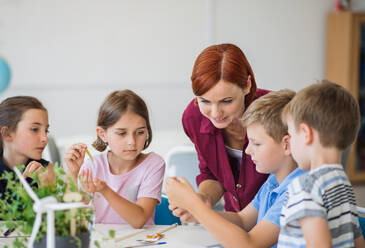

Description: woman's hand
[65,143,87,182]
[79,168,107,193]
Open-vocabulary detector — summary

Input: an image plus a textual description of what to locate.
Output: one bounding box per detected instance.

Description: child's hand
[79,168,107,193]
[165,177,198,211]
[168,204,199,223]
[65,143,87,180]
[23,161,44,179]
[39,162,55,186]
[23,161,55,187]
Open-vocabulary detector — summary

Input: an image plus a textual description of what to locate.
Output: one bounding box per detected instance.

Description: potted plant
[0,164,94,248]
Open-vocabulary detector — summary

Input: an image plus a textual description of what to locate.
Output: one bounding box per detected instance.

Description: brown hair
[282,80,360,150]
[92,90,152,152]
[242,89,295,143]
[191,43,257,105]
[0,96,47,150]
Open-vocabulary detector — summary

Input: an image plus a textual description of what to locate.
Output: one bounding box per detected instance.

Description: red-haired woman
[171,44,269,221]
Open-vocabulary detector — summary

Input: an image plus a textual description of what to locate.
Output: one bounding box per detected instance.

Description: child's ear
[0,126,12,141]
[282,134,291,156]
[95,126,107,143]
[299,123,313,145]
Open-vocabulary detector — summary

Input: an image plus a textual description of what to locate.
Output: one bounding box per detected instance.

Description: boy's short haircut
[282,80,360,150]
[242,89,296,143]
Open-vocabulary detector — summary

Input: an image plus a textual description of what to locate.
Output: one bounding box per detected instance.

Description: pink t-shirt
[79,152,165,224]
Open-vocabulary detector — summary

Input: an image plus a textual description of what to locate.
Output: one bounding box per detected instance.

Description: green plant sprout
[85,149,94,161]
[0,163,93,248]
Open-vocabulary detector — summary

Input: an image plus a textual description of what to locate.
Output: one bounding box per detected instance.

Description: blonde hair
[282,80,360,150]
[242,89,295,143]
[92,90,152,152]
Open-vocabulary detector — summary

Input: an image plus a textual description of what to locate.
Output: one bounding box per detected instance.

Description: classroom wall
[0,0,363,156]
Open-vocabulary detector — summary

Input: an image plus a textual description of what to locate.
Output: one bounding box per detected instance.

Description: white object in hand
[13,167,90,248]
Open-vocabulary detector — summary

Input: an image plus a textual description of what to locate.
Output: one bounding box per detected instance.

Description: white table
[1,224,221,248]
[92,223,221,248]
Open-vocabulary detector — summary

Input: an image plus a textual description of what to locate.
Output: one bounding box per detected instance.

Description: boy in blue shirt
[166,89,305,247]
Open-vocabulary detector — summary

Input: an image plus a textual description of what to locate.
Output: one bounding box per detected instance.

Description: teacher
[181,43,269,216]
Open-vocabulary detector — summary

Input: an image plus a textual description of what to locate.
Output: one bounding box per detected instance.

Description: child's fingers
[177,177,188,184]
[86,169,95,190]
[83,169,89,184]
[72,143,87,156]
[65,143,87,161]
[87,169,93,183]
[93,178,101,189]
[24,162,42,176]
[33,166,44,174]
[180,211,196,223]
[168,176,179,182]
[178,177,195,190]
[72,150,82,160]
[66,149,81,160]
[46,163,55,184]
[71,143,87,151]
[168,204,177,211]
[94,178,104,187]
[64,151,79,162]
[172,207,185,217]
[79,171,89,191]
[78,170,86,183]
[166,177,179,186]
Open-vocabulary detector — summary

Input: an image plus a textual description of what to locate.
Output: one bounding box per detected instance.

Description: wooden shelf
[325,11,365,183]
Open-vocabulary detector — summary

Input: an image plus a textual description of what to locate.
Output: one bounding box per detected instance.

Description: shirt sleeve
[283,177,327,226]
[262,191,287,226]
[251,181,265,211]
[194,145,218,185]
[137,156,165,204]
[182,103,218,186]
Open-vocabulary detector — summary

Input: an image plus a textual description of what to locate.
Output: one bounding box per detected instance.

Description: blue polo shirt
[252,168,306,227]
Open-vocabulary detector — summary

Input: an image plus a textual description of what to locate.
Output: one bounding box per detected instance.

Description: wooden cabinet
[325,11,365,183]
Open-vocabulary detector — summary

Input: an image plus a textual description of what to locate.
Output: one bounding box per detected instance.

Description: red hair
[191,43,257,105]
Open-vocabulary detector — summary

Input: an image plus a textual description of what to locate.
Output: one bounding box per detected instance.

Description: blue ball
[0,57,11,93]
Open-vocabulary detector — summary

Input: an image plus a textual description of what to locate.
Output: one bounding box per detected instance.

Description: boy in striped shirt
[278,80,365,247]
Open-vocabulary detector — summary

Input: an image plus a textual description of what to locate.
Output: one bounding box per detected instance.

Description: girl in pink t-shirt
[64,90,165,228]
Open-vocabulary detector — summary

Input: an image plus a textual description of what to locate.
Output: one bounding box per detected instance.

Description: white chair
[358,206,365,215]
[163,145,200,192]
[163,145,224,211]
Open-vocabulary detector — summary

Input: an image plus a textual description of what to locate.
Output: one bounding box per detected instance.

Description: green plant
[0,164,94,248]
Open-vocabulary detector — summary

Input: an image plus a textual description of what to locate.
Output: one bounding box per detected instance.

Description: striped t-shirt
[278,164,361,248]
